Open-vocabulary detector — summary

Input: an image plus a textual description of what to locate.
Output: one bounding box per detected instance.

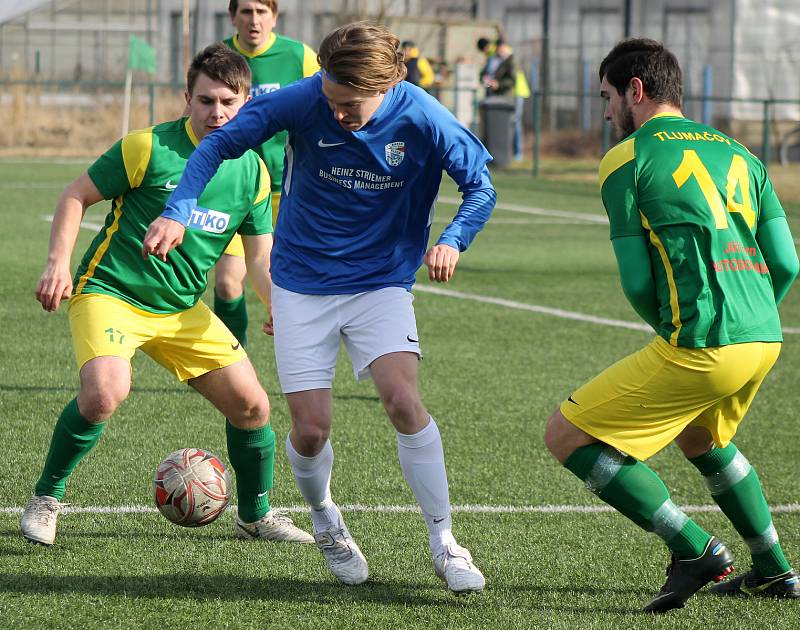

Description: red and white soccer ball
[153,448,232,527]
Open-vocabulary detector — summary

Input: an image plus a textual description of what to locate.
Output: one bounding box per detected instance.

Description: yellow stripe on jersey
[184,118,200,147]
[598,137,635,189]
[74,197,125,294]
[255,157,271,205]
[121,128,153,189]
[303,44,321,76]
[640,213,682,344]
[233,32,275,59]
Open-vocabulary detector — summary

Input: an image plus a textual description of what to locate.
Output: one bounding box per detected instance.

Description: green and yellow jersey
[74,118,271,314]
[224,32,319,192]
[599,113,785,348]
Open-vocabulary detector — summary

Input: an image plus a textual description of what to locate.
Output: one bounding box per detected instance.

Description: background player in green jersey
[21,43,312,547]
[543,39,800,614]
[213,0,319,348]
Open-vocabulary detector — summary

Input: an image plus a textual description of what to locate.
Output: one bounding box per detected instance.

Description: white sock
[285,436,342,532]
[396,417,456,554]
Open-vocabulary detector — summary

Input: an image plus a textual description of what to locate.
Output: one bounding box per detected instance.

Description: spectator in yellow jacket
[402,40,434,89]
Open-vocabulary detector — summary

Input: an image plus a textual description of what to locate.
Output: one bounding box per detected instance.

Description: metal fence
[529,91,800,176]
[2,77,799,177]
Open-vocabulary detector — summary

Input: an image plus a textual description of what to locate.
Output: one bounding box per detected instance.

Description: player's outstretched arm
[36,172,103,312]
[424,243,460,282]
[141,218,186,262]
[241,233,274,335]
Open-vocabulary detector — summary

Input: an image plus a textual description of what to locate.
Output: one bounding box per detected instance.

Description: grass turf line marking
[416,285,651,332]
[42,214,104,232]
[438,195,609,224]
[3,503,800,515]
[415,283,800,335]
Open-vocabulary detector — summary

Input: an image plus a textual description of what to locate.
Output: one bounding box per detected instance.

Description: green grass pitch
[1,159,799,629]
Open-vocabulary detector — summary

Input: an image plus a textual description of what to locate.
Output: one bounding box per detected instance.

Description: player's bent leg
[190,357,268,428]
[285,388,334,455]
[76,355,132,422]
[285,437,368,584]
[680,429,796,591]
[190,360,312,543]
[284,389,368,584]
[549,411,732,613]
[22,356,129,546]
[544,408,599,464]
[369,352,428,434]
[370,353,484,593]
[214,253,248,347]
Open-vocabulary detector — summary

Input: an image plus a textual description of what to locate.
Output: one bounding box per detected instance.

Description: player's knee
[290,420,330,454]
[674,426,715,458]
[228,393,270,430]
[381,388,424,426]
[77,386,128,422]
[543,409,566,458]
[215,274,244,300]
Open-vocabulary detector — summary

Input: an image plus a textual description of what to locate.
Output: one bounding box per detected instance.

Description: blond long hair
[318,21,407,92]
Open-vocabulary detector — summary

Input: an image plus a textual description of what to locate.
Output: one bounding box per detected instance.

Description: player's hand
[424,244,459,282]
[35,261,73,311]
[261,304,274,336]
[142,217,185,261]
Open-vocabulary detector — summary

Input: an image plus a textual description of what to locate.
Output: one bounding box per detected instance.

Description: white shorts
[272,285,422,393]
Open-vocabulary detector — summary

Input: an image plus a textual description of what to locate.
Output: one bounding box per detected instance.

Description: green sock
[689,443,791,577]
[226,420,275,523]
[214,292,248,348]
[565,443,711,558]
[34,398,106,501]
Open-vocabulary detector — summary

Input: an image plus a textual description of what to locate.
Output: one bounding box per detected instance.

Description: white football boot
[20,495,62,546]
[235,509,314,543]
[313,524,369,585]
[433,542,486,594]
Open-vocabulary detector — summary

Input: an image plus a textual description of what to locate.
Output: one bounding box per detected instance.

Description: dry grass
[1,83,185,157]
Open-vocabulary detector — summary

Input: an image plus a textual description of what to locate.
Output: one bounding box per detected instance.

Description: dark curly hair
[599,38,682,107]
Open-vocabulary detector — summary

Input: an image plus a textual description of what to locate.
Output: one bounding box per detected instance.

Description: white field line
[42,214,104,232]
[415,283,800,335]
[416,285,651,332]
[438,195,609,224]
[2,503,800,515]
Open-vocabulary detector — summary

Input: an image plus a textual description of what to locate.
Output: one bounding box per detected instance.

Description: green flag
[128,36,156,74]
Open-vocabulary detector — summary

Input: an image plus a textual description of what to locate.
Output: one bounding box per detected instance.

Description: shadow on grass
[0,384,191,395]
[332,393,381,402]
[0,572,469,607]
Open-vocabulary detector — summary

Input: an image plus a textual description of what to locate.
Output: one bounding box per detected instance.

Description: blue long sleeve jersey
[162,73,496,294]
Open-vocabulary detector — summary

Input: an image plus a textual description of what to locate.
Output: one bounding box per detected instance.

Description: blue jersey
[163,73,496,294]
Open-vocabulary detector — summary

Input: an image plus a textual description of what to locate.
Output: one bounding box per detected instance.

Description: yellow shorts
[222,193,280,258]
[68,293,247,381]
[559,335,781,460]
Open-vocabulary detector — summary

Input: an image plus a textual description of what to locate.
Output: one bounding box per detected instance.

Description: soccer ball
[153,448,232,527]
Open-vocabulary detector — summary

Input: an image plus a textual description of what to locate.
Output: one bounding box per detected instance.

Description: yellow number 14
[672,149,756,229]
